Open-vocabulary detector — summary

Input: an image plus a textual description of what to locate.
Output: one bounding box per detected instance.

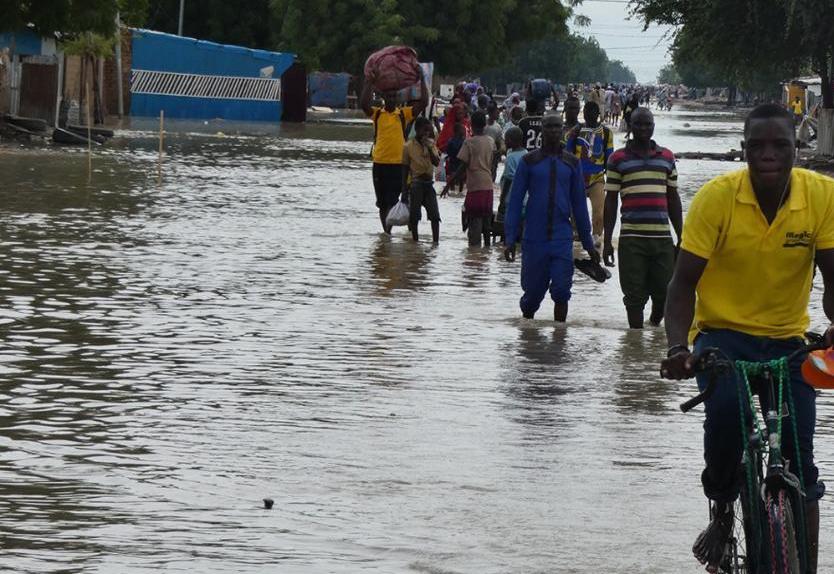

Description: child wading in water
[401,117,441,242]
[495,126,526,242]
[445,122,466,194]
[442,111,496,247]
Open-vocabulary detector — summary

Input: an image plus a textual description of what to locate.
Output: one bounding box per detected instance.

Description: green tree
[0,0,121,35]
[608,59,637,84]
[270,0,402,73]
[268,0,577,76]
[656,63,680,85]
[396,0,571,75]
[480,33,636,88]
[632,0,831,99]
[144,0,272,49]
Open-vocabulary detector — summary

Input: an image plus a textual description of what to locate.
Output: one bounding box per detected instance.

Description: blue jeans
[694,329,823,503]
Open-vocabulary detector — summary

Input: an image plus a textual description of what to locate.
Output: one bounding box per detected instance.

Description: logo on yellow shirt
[784,231,812,248]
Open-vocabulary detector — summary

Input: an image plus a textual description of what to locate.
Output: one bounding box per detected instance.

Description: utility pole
[178,0,185,36]
[115,11,124,117]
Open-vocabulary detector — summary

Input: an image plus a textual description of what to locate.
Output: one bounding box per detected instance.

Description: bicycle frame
[680,339,827,573]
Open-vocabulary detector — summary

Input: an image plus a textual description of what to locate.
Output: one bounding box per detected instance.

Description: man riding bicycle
[660,104,834,573]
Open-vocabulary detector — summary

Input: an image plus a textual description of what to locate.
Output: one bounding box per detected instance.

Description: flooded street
[2,106,833,573]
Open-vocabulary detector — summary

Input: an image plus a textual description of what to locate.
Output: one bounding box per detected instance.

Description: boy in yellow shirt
[401,117,441,242]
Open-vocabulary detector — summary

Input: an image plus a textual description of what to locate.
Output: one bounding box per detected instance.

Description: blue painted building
[129,29,297,122]
[0,31,56,56]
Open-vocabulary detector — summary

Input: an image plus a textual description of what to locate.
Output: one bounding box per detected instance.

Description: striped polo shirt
[605,141,677,238]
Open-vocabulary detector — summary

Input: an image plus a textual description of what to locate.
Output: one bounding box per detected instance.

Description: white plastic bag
[385,201,410,227]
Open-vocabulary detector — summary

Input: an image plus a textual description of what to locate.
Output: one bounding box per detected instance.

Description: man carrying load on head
[361,62,428,233]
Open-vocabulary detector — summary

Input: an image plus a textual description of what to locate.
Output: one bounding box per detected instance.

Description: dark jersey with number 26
[518,115,543,151]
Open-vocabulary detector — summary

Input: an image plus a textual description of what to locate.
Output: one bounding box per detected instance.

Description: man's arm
[667,187,683,246]
[427,141,440,167]
[503,160,529,248]
[602,190,619,266]
[412,66,429,116]
[603,129,614,168]
[401,146,410,198]
[660,250,708,379]
[569,162,596,256]
[360,78,374,117]
[441,161,468,197]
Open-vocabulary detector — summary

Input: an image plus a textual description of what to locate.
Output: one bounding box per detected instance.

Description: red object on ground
[365,46,420,93]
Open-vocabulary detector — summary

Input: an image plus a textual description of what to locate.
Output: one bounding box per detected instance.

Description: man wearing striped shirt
[603,108,683,329]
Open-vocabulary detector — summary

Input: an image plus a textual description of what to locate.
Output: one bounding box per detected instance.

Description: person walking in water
[518,98,544,151]
[402,117,441,243]
[442,111,496,247]
[503,113,600,321]
[361,64,428,233]
[623,92,640,140]
[603,107,682,329]
[495,126,526,241]
[563,96,581,133]
[565,100,614,246]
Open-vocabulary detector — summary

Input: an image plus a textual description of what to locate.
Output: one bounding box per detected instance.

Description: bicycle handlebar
[678,334,829,414]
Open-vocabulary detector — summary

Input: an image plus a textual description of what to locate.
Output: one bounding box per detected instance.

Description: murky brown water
[1,106,833,573]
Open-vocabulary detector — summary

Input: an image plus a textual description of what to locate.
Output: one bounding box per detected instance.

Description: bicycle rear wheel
[766,490,800,574]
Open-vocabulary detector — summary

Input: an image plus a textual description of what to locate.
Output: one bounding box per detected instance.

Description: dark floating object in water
[683,122,691,127]
[676,150,743,161]
[263,498,274,509]
[52,127,102,146]
[67,124,115,139]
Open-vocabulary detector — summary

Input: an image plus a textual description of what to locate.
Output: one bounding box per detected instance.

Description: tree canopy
[481,34,636,88]
[138,0,585,77]
[0,0,146,36]
[631,0,834,106]
[2,0,635,85]
[0,0,148,36]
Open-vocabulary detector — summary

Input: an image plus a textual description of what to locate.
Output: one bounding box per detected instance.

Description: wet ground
[1,105,833,573]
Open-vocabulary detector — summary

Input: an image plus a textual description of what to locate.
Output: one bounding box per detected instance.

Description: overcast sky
[570,0,674,84]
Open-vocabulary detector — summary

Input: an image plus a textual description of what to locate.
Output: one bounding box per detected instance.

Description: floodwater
[1,105,833,574]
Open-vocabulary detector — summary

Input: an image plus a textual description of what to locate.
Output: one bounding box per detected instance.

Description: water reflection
[367,236,433,295]
[609,328,676,415]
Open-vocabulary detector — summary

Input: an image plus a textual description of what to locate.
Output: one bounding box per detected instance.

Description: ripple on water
[0,109,833,573]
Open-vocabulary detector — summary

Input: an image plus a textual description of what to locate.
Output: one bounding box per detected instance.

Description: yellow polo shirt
[371,106,414,165]
[682,168,834,340]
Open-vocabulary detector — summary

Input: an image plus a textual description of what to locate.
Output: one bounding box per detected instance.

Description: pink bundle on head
[364,46,421,93]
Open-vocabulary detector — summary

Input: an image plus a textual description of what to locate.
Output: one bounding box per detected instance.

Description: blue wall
[130,29,296,121]
[0,31,46,55]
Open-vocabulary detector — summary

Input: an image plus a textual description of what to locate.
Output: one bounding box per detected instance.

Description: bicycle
[680,336,828,573]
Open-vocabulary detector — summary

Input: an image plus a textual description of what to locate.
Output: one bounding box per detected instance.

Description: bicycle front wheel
[766,490,800,574]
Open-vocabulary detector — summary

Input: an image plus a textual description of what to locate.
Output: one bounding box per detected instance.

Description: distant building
[128,29,303,122]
